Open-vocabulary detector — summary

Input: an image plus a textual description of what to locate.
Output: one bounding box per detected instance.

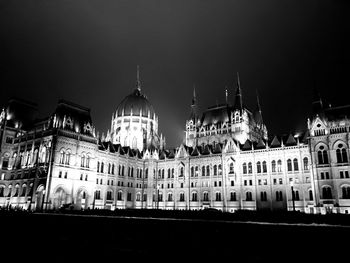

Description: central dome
[116,89,155,118]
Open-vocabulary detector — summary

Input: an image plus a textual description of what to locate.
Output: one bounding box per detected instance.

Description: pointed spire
[225,87,228,104]
[312,88,324,115]
[189,84,198,121]
[254,89,264,125]
[191,84,196,106]
[233,72,243,111]
[136,65,141,91]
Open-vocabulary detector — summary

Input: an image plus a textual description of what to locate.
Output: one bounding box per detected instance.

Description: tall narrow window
[303,157,309,170]
[246,192,252,201]
[287,159,292,171]
[293,158,299,171]
[342,148,348,163]
[65,152,70,165]
[271,160,276,173]
[213,165,217,176]
[257,162,261,173]
[248,162,252,174]
[230,192,236,201]
[243,163,247,174]
[262,161,267,173]
[229,163,234,174]
[81,155,85,167]
[277,160,282,172]
[215,192,221,201]
[309,190,313,201]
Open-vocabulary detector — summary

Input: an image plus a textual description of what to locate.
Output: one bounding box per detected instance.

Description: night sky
[1,0,349,148]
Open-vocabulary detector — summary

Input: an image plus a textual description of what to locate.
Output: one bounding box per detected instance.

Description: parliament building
[1,70,350,214]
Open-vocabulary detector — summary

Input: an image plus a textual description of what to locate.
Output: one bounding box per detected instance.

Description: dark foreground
[1,211,348,262]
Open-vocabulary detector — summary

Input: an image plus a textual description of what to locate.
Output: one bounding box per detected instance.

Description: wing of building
[1,73,349,214]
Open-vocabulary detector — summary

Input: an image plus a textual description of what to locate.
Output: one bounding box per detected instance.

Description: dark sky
[1,0,349,147]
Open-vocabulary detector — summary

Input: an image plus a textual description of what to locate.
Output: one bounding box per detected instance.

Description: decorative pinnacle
[136,65,141,91]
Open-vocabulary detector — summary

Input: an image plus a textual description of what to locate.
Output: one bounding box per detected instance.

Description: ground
[1,211,348,262]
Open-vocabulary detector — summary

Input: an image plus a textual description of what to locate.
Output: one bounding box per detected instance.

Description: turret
[233,72,243,112]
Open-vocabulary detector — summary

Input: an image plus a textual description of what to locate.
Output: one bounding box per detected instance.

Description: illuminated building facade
[1,72,349,214]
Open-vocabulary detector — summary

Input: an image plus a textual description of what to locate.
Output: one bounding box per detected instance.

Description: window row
[0,184,33,198]
[2,147,48,170]
[242,158,309,174]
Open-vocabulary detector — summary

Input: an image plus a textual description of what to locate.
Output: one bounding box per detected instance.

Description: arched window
[218,164,222,175]
[127,192,132,201]
[0,186,4,197]
[145,168,148,178]
[213,165,217,176]
[101,162,104,173]
[293,190,300,201]
[336,149,342,163]
[179,192,185,202]
[248,162,252,174]
[59,150,65,164]
[243,163,247,174]
[117,191,123,201]
[342,148,348,163]
[21,184,27,197]
[271,160,276,173]
[322,187,332,199]
[246,191,252,201]
[95,190,101,200]
[260,191,267,201]
[215,192,221,201]
[303,157,309,170]
[81,155,85,167]
[318,146,329,164]
[132,137,137,149]
[203,192,209,201]
[229,163,234,174]
[108,163,111,174]
[168,192,173,202]
[342,187,350,199]
[293,158,299,171]
[191,167,194,177]
[32,150,38,165]
[85,155,90,168]
[206,165,210,176]
[40,146,47,163]
[230,192,236,201]
[112,164,115,174]
[122,165,125,176]
[179,167,184,177]
[161,169,164,179]
[277,160,282,172]
[192,192,198,201]
[97,161,100,173]
[257,162,261,173]
[195,166,199,176]
[136,193,141,201]
[262,161,267,173]
[309,190,313,201]
[168,168,171,178]
[202,166,205,176]
[287,159,292,171]
[171,168,174,178]
[106,190,113,200]
[276,191,283,201]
